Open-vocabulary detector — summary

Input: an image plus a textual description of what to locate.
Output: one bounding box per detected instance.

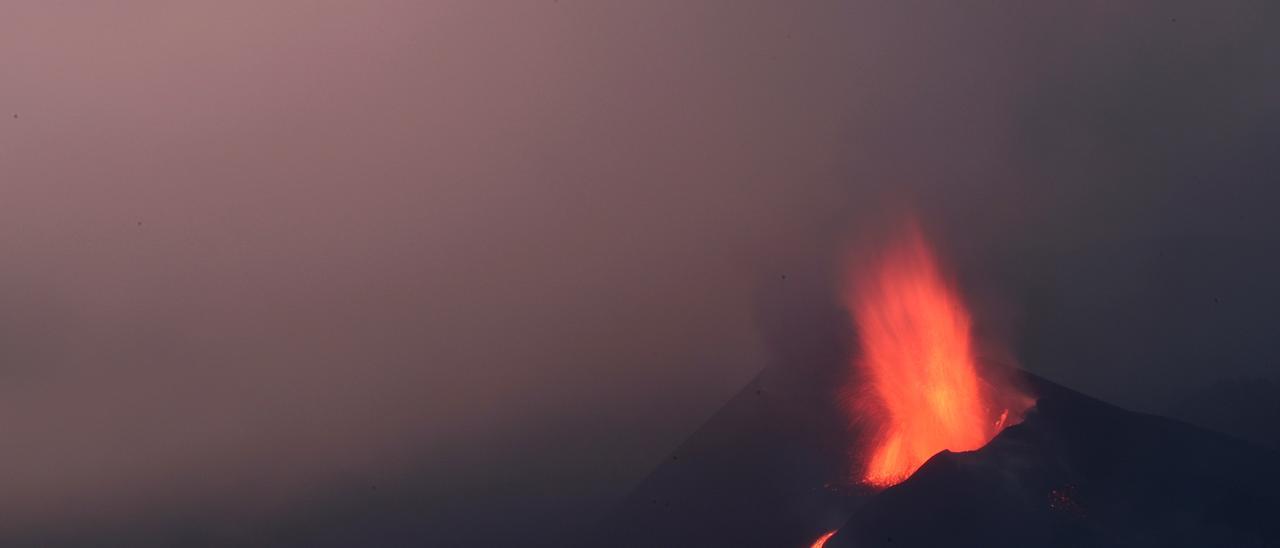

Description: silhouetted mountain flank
[829,375,1280,547]
[591,372,872,548]
[1167,377,1280,451]
[601,372,1280,548]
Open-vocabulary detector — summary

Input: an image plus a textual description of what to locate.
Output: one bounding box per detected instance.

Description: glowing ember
[846,223,1026,487]
[809,530,837,548]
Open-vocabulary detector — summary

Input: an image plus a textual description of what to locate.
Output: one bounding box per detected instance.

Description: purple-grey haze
[2,2,1279,546]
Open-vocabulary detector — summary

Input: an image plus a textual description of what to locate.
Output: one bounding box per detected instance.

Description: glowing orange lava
[809,530,837,548]
[847,223,1025,487]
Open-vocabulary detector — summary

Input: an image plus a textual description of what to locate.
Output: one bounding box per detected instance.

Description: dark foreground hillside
[601,372,1280,548]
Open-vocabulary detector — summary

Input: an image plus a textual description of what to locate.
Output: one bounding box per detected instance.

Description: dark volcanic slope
[828,375,1280,548]
[1167,377,1280,451]
[600,371,1280,548]
[591,372,872,548]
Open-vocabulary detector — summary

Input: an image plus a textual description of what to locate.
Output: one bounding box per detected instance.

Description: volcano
[596,370,1280,547]
[594,227,1280,547]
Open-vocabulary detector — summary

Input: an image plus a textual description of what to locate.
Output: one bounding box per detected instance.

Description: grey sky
[2,1,1278,545]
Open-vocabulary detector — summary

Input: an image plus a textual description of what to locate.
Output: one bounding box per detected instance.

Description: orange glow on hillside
[809,530,837,548]
[847,223,1026,487]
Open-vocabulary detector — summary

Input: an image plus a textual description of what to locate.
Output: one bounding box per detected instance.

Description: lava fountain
[846,223,1029,487]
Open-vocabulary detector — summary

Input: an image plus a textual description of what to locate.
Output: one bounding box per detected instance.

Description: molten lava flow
[847,224,1026,487]
[809,530,837,548]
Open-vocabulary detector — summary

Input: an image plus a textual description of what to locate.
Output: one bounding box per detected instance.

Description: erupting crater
[846,223,1030,487]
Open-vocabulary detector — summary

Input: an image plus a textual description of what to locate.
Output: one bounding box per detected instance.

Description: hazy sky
[2,2,1278,546]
